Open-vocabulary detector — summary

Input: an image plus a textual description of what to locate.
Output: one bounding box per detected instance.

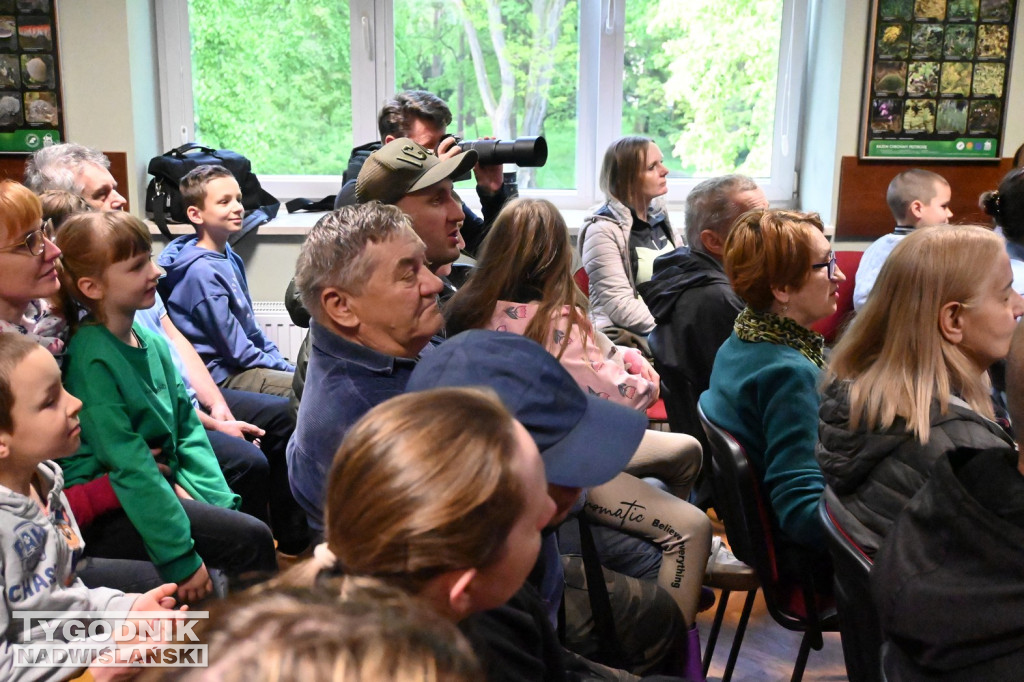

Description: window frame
[157,0,808,209]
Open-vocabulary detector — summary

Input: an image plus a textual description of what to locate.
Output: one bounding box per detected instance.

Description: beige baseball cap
[355,137,478,205]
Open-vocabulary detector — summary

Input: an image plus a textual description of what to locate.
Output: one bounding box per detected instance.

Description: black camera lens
[457,136,548,167]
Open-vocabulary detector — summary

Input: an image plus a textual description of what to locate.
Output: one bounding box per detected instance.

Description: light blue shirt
[853,232,908,311]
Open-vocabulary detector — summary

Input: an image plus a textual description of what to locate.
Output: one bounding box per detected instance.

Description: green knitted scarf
[734,307,826,369]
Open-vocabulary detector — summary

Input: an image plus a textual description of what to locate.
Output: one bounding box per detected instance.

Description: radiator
[252,301,307,360]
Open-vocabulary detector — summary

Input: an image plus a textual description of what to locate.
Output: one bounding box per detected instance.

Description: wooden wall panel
[835,155,1014,240]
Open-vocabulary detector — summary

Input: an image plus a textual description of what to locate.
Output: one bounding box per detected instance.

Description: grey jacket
[1,461,136,681]
[579,197,678,334]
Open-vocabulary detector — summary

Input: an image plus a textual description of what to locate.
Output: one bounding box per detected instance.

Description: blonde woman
[580,136,679,337]
[285,387,555,621]
[818,225,1022,557]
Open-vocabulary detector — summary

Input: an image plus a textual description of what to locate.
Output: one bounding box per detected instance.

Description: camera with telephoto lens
[440,135,549,167]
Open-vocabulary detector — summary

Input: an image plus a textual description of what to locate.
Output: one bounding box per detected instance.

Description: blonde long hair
[826,225,1004,442]
[144,586,481,682]
[444,198,589,358]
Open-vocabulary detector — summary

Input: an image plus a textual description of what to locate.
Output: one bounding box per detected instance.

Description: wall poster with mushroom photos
[0,0,62,153]
[862,0,1018,159]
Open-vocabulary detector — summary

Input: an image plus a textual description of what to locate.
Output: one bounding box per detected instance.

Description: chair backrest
[818,494,882,682]
[697,404,831,632]
[573,266,590,297]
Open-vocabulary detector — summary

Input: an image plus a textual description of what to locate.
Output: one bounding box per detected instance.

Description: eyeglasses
[0,219,55,256]
[811,251,837,279]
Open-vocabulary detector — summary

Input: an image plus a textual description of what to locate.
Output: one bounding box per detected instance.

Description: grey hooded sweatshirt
[1,461,137,681]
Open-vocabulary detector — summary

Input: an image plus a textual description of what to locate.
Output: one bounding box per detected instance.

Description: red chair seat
[646,398,668,422]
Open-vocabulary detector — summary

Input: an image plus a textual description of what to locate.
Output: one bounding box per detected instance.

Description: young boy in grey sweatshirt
[0,334,180,681]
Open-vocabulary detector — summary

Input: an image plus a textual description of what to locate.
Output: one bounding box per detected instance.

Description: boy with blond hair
[157,165,294,398]
[853,169,952,310]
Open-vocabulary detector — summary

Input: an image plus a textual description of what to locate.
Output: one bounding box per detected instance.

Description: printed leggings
[584,472,712,625]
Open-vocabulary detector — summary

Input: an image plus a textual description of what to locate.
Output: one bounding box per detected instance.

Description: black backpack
[145,143,280,242]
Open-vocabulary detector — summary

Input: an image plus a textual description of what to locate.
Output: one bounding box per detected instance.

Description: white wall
[57,0,1024,299]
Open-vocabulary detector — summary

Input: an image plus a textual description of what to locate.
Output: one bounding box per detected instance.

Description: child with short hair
[157,165,294,398]
[0,332,182,680]
[38,189,91,231]
[853,169,952,310]
[56,211,277,604]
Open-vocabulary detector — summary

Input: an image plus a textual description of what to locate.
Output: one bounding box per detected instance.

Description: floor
[696,514,848,682]
[696,586,848,682]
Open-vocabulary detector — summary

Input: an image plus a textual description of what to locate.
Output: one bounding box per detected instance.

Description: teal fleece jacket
[699,331,826,547]
[62,322,239,582]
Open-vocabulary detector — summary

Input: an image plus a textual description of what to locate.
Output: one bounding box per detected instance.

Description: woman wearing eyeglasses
[0,180,65,357]
[699,209,844,550]
[817,225,1022,557]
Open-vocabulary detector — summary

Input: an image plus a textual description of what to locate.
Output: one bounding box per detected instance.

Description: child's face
[0,347,82,466]
[914,182,953,226]
[100,250,162,315]
[193,176,244,237]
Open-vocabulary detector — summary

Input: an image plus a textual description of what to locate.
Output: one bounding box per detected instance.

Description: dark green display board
[862,0,1017,159]
[0,0,62,153]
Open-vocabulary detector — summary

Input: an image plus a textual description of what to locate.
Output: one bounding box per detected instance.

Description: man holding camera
[336,89,516,255]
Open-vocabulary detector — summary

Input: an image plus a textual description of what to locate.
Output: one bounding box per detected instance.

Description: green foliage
[654,0,783,177]
[189,0,352,175]
[188,0,782,184]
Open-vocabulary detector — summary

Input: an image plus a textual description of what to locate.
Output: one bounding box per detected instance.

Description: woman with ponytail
[980,166,1024,294]
[285,386,555,622]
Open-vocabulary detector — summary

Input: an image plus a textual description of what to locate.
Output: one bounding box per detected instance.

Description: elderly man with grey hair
[24,142,127,210]
[286,202,444,533]
[639,175,767,503]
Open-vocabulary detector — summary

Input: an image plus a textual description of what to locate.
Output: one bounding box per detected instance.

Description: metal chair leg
[703,589,731,676]
[790,630,814,682]
[722,589,757,682]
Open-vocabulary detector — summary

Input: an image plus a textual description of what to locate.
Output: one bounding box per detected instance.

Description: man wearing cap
[286,201,445,533]
[408,330,693,681]
[354,136,479,282]
[285,136,481,413]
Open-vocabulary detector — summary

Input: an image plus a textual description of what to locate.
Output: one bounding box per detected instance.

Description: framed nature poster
[862,0,1018,159]
[0,0,63,153]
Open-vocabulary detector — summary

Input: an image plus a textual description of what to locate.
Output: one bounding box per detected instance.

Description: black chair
[701,556,759,682]
[818,493,883,682]
[698,404,837,682]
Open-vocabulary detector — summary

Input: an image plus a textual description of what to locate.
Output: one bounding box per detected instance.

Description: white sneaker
[704,536,758,591]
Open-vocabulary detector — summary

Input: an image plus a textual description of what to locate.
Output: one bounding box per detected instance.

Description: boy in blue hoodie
[158,165,294,398]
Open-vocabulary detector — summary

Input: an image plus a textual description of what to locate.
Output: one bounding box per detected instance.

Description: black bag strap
[285,195,335,213]
[170,142,217,158]
[151,181,174,240]
[576,514,626,669]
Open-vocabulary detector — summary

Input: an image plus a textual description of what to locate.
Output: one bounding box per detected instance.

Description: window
[158,0,808,208]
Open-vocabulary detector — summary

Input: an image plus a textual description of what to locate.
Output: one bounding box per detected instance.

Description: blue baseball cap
[407,330,646,488]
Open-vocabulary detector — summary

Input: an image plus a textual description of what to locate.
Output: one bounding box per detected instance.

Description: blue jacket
[699,332,826,547]
[157,236,293,383]
[286,321,417,532]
